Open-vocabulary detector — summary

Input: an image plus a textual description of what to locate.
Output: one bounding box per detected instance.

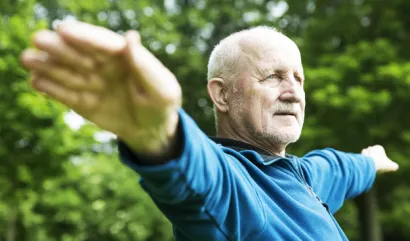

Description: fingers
[57,21,126,57]
[125,30,181,105]
[369,145,384,152]
[33,30,94,71]
[385,161,399,172]
[363,145,399,173]
[32,75,99,110]
[377,160,399,173]
[20,49,104,91]
[361,148,369,156]
[363,145,384,155]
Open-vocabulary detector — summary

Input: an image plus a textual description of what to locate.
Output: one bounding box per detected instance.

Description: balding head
[206,26,305,156]
[207,26,295,85]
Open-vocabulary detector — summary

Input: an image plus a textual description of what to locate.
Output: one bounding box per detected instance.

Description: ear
[207,78,229,113]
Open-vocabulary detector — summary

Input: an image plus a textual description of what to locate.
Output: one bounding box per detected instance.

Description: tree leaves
[2,0,410,240]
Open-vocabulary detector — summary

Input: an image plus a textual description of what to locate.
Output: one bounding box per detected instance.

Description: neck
[217,118,286,157]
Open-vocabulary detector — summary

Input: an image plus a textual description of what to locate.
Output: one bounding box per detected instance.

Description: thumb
[378,159,399,173]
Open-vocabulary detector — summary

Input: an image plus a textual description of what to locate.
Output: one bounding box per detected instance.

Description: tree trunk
[6,204,16,241]
[356,188,382,241]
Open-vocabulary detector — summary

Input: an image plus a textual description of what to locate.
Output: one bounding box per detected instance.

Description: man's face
[228,34,306,146]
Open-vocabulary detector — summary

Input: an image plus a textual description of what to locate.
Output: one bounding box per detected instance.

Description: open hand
[361,145,399,173]
[20,21,182,155]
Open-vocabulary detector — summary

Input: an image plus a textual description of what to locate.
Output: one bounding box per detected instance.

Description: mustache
[272,102,299,115]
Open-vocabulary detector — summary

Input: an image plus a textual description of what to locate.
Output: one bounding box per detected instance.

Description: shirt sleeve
[118,109,266,240]
[300,148,377,214]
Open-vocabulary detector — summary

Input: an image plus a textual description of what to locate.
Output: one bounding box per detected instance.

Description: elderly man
[21,21,398,241]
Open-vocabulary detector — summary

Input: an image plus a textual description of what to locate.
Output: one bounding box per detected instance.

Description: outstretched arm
[20,21,266,240]
[301,145,398,214]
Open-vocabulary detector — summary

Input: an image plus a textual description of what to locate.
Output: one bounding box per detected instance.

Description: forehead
[239,33,303,73]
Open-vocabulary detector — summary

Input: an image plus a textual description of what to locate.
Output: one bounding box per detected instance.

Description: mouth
[274,112,297,117]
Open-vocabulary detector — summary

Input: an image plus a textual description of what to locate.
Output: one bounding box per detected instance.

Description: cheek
[245,86,269,112]
[299,90,306,110]
[237,86,262,124]
[261,88,280,108]
[255,89,279,126]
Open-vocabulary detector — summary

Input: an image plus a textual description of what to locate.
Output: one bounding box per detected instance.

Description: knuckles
[33,30,55,47]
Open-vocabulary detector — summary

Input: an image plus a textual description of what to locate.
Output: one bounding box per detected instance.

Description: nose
[278,75,301,103]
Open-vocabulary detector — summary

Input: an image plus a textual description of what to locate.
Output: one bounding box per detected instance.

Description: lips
[275,111,296,117]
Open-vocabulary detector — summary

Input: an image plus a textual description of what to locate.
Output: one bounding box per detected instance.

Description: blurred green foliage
[1,0,409,240]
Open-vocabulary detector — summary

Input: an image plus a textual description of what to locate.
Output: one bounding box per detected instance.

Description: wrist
[119,111,181,161]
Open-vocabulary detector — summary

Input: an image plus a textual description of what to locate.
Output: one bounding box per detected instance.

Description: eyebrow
[258,61,304,76]
[273,68,304,76]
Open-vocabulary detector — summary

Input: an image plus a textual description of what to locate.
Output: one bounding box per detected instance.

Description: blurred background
[1,0,410,240]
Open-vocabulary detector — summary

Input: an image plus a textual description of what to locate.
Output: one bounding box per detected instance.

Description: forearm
[118,109,225,204]
[302,148,377,213]
[119,117,182,165]
[119,111,181,164]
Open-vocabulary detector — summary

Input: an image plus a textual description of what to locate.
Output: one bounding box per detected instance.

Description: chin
[264,127,302,145]
[277,132,301,144]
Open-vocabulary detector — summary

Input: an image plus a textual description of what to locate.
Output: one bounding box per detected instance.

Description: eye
[294,75,303,83]
[266,73,280,80]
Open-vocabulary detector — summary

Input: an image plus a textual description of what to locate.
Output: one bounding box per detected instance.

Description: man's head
[207,26,305,155]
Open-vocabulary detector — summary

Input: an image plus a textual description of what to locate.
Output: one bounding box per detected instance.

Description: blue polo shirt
[119,109,376,241]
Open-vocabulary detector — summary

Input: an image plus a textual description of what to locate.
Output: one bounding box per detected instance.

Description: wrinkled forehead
[239,33,303,73]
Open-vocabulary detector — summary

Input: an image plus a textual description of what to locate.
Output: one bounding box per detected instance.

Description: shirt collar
[209,136,292,165]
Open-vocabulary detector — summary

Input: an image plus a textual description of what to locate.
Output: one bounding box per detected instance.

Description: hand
[361,145,399,173]
[20,21,182,155]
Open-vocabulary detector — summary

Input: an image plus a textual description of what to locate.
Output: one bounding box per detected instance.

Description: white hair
[207,26,283,83]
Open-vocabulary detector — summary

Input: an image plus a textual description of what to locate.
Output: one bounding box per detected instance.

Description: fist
[361,145,399,173]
